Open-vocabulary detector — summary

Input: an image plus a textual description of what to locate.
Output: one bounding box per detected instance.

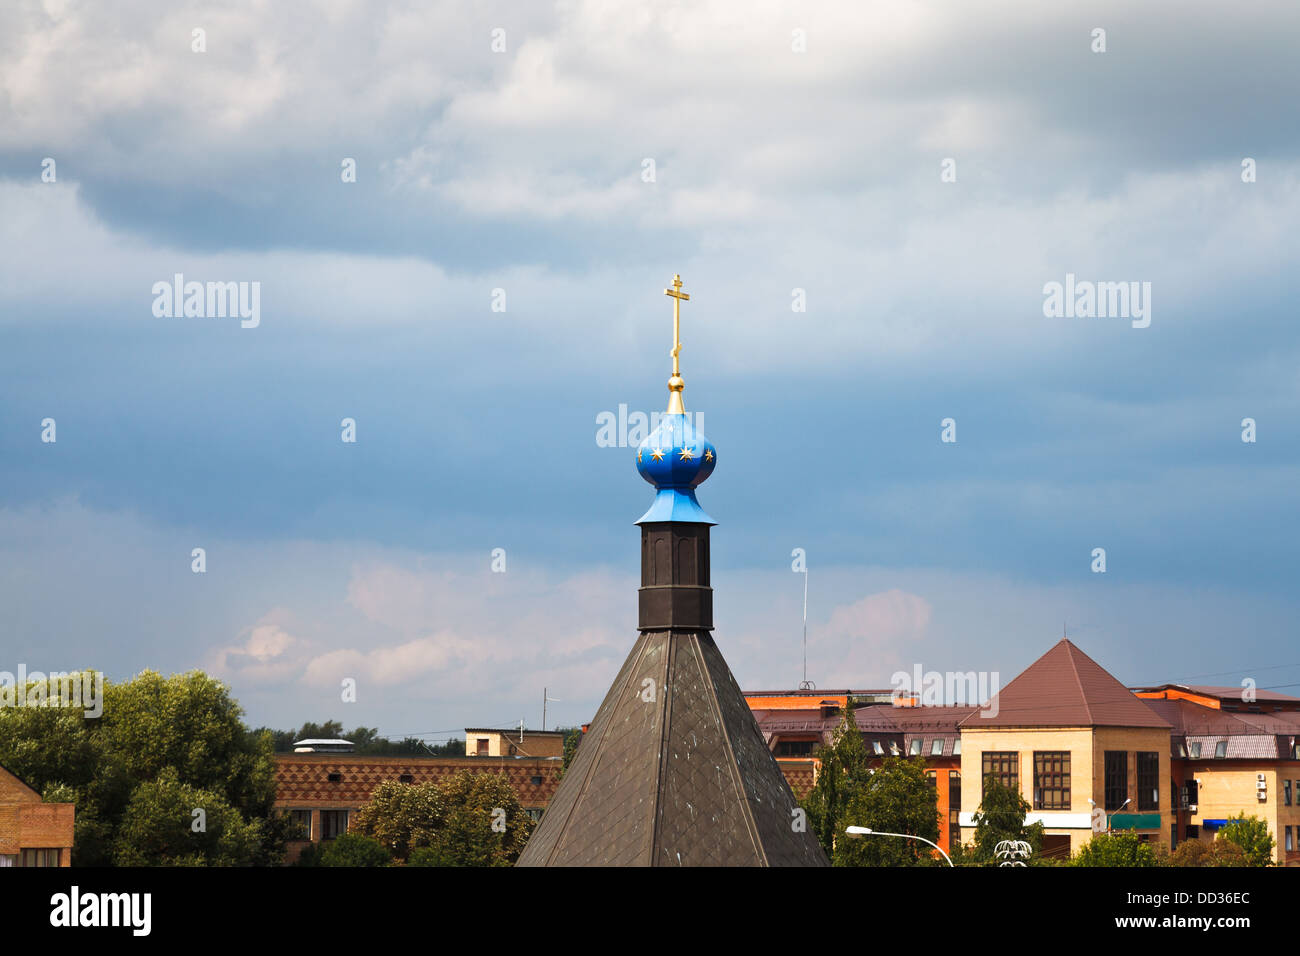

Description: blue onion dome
[635,373,717,525]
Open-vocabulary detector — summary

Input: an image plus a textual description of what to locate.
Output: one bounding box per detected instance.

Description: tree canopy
[967,778,1044,864]
[0,669,285,866]
[1218,813,1275,866]
[349,770,534,866]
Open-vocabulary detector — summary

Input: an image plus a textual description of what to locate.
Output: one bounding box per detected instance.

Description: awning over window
[1108,813,1162,830]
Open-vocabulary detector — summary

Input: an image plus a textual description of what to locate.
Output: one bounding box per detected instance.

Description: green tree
[969,778,1044,864]
[1072,831,1158,867]
[1219,813,1274,866]
[801,709,871,857]
[349,780,443,861]
[112,768,265,866]
[0,669,284,866]
[1166,838,1249,867]
[318,832,392,867]
[560,728,582,776]
[350,770,534,866]
[835,756,942,866]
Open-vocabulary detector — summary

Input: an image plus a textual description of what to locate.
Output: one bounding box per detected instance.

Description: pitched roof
[959,639,1169,729]
[517,630,829,867]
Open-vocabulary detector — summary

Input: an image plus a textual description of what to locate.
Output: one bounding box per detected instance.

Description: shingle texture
[517,630,829,867]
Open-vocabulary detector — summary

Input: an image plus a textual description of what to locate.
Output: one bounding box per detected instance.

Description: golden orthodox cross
[664,274,690,377]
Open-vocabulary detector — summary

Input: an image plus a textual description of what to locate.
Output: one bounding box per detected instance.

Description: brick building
[0,764,74,867]
[273,753,562,861]
[749,641,1300,864]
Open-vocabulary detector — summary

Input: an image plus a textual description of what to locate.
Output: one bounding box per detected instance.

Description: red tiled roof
[959,639,1170,729]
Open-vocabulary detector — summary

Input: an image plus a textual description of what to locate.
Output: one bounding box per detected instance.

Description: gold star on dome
[704,449,713,462]
[651,448,665,461]
[679,447,694,461]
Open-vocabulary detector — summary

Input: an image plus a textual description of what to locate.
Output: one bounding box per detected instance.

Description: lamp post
[1089,797,1130,834]
[845,825,954,867]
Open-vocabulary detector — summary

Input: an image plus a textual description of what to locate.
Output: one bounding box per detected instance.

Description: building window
[0,855,14,868]
[872,740,884,755]
[320,810,349,840]
[289,809,312,840]
[1176,742,1187,758]
[909,738,923,756]
[1285,780,1292,807]
[19,849,60,867]
[776,740,816,757]
[1189,741,1201,758]
[1033,751,1071,810]
[326,772,342,783]
[398,774,414,784]
[952,738,961,755]
[529,775,543,786]
[476,738,489,755]
[948,770,961,850]
[982,751,1019,793]
[1214,740,1227,758]
[1136,752,1159,811]
[1287,827,1294,852]
[1185,824,1199,839]
[1104,751,1128,811]
[931,739,945,756]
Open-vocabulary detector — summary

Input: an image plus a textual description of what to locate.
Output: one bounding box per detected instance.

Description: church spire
[516,275,829,867]
[635,273,716,525]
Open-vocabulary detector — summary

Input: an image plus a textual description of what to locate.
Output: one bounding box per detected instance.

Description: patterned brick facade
[274,753,563,860]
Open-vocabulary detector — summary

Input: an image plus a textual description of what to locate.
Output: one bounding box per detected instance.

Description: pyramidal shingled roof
[517,629,829,867]
[959,639,1170,729]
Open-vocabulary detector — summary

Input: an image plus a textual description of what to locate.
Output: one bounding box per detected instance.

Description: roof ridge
[1064,641,1094,725]
[691,632,768,866]
[541,633,655,866]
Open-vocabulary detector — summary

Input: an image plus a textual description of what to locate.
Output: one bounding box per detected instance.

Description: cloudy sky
[2,0,1298,742]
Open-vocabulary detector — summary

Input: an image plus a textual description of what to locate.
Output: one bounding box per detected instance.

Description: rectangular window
[1189,741,1201,758]
[931,739,945,756]
[19,848,60,867]
[982,751,1019,794]
[872,740,884,755]
[949,770,961,811]
[289,809,312,840]
[1033,751,1071,810]
[1137,752,1159,811]
[1104,751,1128,811]
[1287,827,1294,852]
[476,737,489,755]
[1285,780,1292,807]
[1214,740,1227,758]
[0,855,15,868]
[1186,778,1199,806]
[320,810,349,840]
[775,740,815,757]
[952,738,961,755]
[909,738,923,756]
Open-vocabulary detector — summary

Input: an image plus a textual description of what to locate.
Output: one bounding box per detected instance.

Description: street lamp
[1088,797,1130,834]
[844,825,954,867]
